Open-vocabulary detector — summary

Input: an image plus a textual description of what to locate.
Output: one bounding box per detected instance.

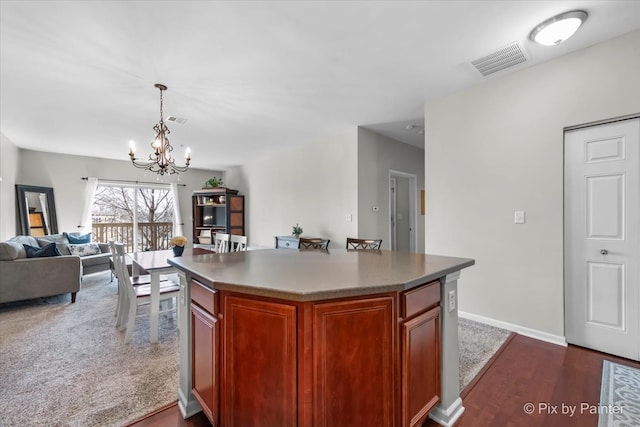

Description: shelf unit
[192,188,244,246]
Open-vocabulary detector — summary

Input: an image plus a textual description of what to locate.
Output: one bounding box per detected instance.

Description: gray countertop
[168,248,474,301]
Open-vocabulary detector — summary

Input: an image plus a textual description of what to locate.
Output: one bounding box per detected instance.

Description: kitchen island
[168,248,474,427]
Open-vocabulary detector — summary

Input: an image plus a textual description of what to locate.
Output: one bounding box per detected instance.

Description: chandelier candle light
[129,83,191,175]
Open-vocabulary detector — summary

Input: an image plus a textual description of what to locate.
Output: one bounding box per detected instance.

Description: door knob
[600,249,608,255]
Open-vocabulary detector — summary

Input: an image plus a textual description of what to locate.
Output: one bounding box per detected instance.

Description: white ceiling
[2,1,639,170]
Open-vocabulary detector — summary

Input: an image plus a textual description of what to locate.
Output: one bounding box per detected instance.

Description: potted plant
[170,235,187,256]
[292,224,303,239]
[204,177,224,189]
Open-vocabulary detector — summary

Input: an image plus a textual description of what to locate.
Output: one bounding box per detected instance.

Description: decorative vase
[172,246,185,257]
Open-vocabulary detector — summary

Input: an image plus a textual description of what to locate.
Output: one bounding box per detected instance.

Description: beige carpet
[458,317,512,391]
[0,272,179,427]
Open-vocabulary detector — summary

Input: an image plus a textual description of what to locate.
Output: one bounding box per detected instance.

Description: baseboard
[459,311,567,347]
[429,397,465,427]
[178,387,202,419]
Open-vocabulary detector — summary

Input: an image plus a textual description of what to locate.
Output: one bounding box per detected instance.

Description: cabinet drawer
[276,236,299,249]
[402,280,440,318]
[192,279,217,315]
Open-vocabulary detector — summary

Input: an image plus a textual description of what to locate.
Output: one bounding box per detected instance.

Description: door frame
[388,169,418,252]
[563,113,640,359]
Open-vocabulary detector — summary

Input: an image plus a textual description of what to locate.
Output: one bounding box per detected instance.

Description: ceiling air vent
[166,116,188,124]
[471,41,528,77]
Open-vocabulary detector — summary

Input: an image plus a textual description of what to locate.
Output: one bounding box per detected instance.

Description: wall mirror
[16,185,59,236]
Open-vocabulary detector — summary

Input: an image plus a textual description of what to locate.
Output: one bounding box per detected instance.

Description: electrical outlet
[345,213,352,221]
[448,290,456,312]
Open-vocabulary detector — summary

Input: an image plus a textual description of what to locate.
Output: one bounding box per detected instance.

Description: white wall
[226,129,358,249]
[358,127,425,252]
[424,30,640,338]
[0,133,20,241]
[14,149,219,245]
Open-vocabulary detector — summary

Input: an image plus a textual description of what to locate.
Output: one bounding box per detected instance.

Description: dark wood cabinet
[190,280,441,427]
[400,281,441,427]
[312,296,395,427]
[192,188,244,246]
[221,294,298,427]
[190,280,219,426]
[402,306,440,427]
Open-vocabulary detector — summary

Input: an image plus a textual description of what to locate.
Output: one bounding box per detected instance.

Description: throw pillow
[64,232,92,244]
[36,234,67,247]
[68,243,101,257]
[0,242,25,260]
[23,242,62,258]
[56,243,72,256]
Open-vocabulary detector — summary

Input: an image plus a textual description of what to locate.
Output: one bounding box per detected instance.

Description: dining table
[128,247,212,342]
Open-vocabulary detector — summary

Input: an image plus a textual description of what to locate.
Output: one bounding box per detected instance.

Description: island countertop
[168,248,474,301]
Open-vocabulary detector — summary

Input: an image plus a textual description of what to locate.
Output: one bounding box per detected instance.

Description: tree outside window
[91,184,174,252]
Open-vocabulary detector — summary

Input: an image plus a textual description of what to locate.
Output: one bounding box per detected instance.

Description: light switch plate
[514,210,525,224]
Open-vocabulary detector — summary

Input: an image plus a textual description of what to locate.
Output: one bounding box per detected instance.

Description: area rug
[598,360,640,427]
[0,272,179,427]
[458,317,512,391]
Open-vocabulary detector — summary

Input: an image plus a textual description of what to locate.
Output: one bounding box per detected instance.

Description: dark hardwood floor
[126,334,640,427]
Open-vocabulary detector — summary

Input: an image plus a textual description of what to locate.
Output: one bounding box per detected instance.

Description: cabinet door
[228,195,244,235]
[222,295,297,427]
[313,296,395,427]
[191,303,219,426]
[401,306,440,427]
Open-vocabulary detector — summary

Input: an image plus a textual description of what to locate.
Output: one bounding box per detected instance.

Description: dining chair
[110,240,171,328]
[299,237,330,250]
[109,240,129,329]
[113,243,180,343]
[346,238,383,250]
[230,234,248,251]
[214,233,230,253]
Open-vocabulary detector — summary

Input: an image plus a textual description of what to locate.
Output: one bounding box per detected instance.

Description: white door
[389,170,417,252]
[564,117,640,361]
[390,177,397,250]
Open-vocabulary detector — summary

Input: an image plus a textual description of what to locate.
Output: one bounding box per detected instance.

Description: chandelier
[129,83,191,175]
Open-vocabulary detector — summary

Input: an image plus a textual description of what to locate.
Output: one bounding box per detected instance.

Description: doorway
[389,170,417,252]
[564,116,639,361]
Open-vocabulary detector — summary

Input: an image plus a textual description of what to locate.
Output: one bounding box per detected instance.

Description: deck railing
[92,222,173,253]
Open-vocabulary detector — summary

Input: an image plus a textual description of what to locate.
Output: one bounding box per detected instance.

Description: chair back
[299,237,330,250]
[113,242,136,306]
[346,238,382,250]
[214,233,231,253]
[108,239,117,267]
[230,235,248,251]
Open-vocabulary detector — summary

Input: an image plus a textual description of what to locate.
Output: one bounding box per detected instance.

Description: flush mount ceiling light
[530,10,588,46]
[128,83,191,175]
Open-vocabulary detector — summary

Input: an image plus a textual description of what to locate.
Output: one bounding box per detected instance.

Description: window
[91,184,175,252]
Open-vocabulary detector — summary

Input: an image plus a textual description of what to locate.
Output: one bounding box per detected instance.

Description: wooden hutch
[192,188,244,246]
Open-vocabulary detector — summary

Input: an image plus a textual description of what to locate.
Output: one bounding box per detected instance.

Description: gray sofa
[0,234,112,304]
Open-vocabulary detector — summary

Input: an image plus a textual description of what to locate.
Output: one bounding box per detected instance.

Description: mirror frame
[15,185,59,236]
